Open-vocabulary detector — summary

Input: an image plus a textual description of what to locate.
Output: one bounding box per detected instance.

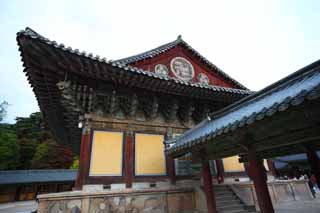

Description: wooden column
[267,159,278,178]
[125,132,134,188]
[14,185,21,201]
[305,147,320,188]
[248,151,274,213]
[202,158,217,213]
[75,129,91,189]
[167,155,176,185]
[215,159,224,184]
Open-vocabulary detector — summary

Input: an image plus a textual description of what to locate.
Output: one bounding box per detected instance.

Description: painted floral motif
[197,73,210,85]
[154,64,169,76]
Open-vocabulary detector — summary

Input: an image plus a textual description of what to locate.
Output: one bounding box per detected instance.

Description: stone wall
[230,180,314,211]
[37,187,197,213]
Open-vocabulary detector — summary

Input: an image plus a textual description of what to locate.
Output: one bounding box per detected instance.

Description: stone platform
[37,186,197,213]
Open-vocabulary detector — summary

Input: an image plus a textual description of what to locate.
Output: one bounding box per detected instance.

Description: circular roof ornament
[198,73,210,85]
[170,57,194,81]
[154,64,169,76]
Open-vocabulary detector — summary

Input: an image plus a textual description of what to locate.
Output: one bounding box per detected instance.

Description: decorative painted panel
[223,156,245,172]
[130,46,238,88]
[154,64,169,76]
[135,134,166,175]
[170,57,195,81]
[197,73,210,85]
[89,131,123,176]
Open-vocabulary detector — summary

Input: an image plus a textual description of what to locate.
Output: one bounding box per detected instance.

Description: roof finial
[177,35,182,40]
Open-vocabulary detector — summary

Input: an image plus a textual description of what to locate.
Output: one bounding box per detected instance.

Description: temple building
[17,28,259,187]
[16,28,320,213]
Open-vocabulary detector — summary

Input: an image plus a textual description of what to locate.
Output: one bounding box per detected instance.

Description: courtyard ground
[274,197,320,213]
[1,198,320,212]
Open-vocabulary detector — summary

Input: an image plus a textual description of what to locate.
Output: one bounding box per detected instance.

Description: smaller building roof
[168,59,320,156]
[0,170,77,185]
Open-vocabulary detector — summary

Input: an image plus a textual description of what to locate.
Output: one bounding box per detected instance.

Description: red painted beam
[202,159,217,213]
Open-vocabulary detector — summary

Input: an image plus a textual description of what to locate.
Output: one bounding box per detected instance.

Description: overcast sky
[1,0,320,123]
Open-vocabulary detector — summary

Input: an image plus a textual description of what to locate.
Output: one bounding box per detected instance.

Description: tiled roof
[116,35,247,90]
[0,170,77,185]
[17,28,251,96]
[168,59,320,155]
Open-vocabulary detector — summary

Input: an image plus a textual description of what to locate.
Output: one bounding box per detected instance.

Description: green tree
[31,139,73,169]
[15,112,46,140]
[0,101,9,122]
[0,110,74,170]
[70,156,79,169]
[0,124,20,170]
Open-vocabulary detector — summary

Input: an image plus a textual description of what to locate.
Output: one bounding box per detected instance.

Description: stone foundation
[37,186,197,213]
[230,180,314,211]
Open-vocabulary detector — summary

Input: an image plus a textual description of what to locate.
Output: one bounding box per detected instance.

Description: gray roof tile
[0,170,77,185]
[17,27,251,96]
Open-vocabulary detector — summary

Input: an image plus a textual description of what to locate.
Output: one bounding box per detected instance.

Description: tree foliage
[0,124,20,170]
[70,156,79,169]
[0,111,75,170]
[0,101,9,122]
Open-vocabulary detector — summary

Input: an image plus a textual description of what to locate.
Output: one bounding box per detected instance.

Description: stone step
[215,188,231,192]
[219,210,250,213]
[218,204,246,212]
[214,185,256,213]
[215,194,237,201]
[216,199,241,207]
[214,186,229,190]
[214,191,233,195]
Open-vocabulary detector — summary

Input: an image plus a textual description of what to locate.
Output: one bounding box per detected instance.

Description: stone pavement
[274,198,320,213]
[1,198,320,212]
[0,201,37,213]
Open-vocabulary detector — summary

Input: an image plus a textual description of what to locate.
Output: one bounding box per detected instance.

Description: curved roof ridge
[17,28,252,96]
[115,38,182,64]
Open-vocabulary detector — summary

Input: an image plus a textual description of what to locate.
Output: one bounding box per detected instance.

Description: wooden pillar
[125,132,134,188]
[215,159,224,184]
[75,129,91,189]
[267,159,278,178]
[248,151,274,213]
[305,147,320,188]
[14,185,21,201]
[202,158,217,213]
[244,162,250,178]
[167,155,176,185]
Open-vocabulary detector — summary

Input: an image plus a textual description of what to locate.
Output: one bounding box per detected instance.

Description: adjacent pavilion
[167,59,320,212]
